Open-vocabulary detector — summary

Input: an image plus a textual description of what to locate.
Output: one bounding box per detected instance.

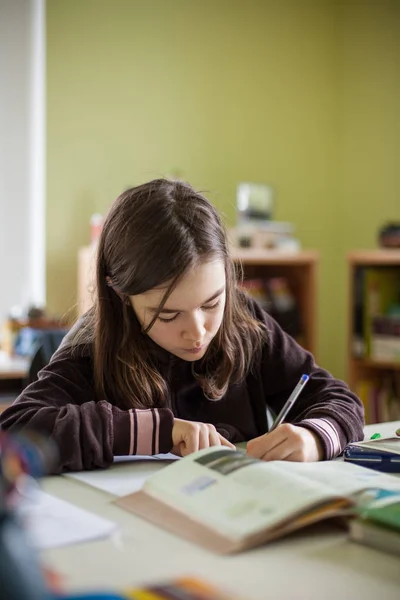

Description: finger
[170,444,182,457]
[197,425,210,449]
[179,441,190,457]
[260,439,293,462]
[247,428,289,459]
[184,425,199,454]
[208,426,221,447]
[283,449,304,462]
[181,439,197,457]
[259,424,310,461]
[219,434,235,449]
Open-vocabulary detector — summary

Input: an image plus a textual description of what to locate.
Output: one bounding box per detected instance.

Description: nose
[182,311,206,342]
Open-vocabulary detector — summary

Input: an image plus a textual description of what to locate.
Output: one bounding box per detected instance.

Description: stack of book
[240,277,301,339]
[350,497,400,557]
[371,315,400,362]
[352,267,400,362]
[356,375,400,424]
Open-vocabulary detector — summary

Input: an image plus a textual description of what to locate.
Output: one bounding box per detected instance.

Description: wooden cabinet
[347,250,400,423]
[231,249,318,355]
[78,246,318,355]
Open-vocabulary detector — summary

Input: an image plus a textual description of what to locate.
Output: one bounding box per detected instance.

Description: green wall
[46,0,400,381]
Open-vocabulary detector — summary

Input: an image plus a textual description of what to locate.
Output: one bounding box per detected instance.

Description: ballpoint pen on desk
[269,374,310,432]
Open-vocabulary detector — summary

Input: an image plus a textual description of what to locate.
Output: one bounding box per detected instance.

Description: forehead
[138,260,226,310]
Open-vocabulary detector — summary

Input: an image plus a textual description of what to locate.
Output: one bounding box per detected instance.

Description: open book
[115,447,400,554]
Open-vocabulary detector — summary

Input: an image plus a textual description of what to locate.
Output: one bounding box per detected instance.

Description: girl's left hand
[246,423,323,462]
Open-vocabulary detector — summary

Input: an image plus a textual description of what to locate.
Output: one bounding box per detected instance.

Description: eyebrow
[148,286,226,314]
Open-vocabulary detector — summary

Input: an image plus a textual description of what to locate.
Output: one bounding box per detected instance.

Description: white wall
[0,0,45,324]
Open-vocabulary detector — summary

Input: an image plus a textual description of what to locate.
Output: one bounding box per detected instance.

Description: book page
[65,455,178,497]
[272,461,400,496]
[144,448,343,541]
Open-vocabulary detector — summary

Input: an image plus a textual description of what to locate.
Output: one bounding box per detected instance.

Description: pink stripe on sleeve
[128,410,134,455]
[153,409,160,454]
[136,409,156,455]
[301,417,342,459]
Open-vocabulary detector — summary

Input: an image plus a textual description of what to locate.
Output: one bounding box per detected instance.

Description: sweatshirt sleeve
[0,346,174,473]
[252,301,365,459]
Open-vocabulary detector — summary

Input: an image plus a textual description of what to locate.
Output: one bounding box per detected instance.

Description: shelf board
[231,248,318,266]
[352,358,400,370]
[348,249,400,265]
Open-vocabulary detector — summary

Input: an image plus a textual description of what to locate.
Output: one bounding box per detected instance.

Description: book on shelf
[240,277,301,338]
[353,267,400,360]
[356,377,400,424]
[349,496,400,557]
[114,446,400,554]
[371,315,400,362]
[352,267,366,358]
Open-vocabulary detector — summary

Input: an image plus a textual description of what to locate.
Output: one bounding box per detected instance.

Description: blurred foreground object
[0,430,58,600]
[56,576,242,600]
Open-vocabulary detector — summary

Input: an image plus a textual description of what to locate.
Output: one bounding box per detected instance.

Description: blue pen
[269,374,310,432]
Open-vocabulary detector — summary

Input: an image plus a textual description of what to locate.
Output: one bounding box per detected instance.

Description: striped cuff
[112,407,174,456]
[297,417,344,460]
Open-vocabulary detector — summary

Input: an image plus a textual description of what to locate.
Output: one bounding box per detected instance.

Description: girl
[0,179,364,472]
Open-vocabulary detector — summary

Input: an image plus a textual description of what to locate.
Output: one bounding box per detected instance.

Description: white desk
[41,422,400,600]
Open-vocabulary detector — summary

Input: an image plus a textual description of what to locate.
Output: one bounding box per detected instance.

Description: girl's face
[130,260,226,361]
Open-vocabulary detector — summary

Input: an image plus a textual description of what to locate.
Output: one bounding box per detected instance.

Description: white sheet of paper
[113,452,180,464]
[18,490,117,550]
[64,454,179,497]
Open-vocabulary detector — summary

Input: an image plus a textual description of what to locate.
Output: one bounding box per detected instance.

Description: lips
[183,345,205,353]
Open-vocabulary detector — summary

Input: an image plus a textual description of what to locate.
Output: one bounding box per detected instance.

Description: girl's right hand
[171,418,235,457]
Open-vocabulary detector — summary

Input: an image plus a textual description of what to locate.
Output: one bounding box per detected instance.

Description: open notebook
[115,447,400,553]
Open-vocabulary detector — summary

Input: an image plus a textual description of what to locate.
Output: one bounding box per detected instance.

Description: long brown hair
[74,179,266,407]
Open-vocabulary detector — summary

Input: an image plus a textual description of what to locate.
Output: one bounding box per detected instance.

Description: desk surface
[41,421,400,600]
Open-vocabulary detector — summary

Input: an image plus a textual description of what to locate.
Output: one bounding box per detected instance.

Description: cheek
[147,322,178,344]
[209,306,225,331]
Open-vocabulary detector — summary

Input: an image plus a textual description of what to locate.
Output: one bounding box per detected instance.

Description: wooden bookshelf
[231,249,318,355]
[78,247,319,355]
[347,249,400,423]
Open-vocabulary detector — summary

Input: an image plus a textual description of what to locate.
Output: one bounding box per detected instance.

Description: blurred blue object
[13,327,68,385]
[26,329,68,384]
[55,595,125,599]
[0,430,57,600]
[14,327,68,358]
[0,511,52,600]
